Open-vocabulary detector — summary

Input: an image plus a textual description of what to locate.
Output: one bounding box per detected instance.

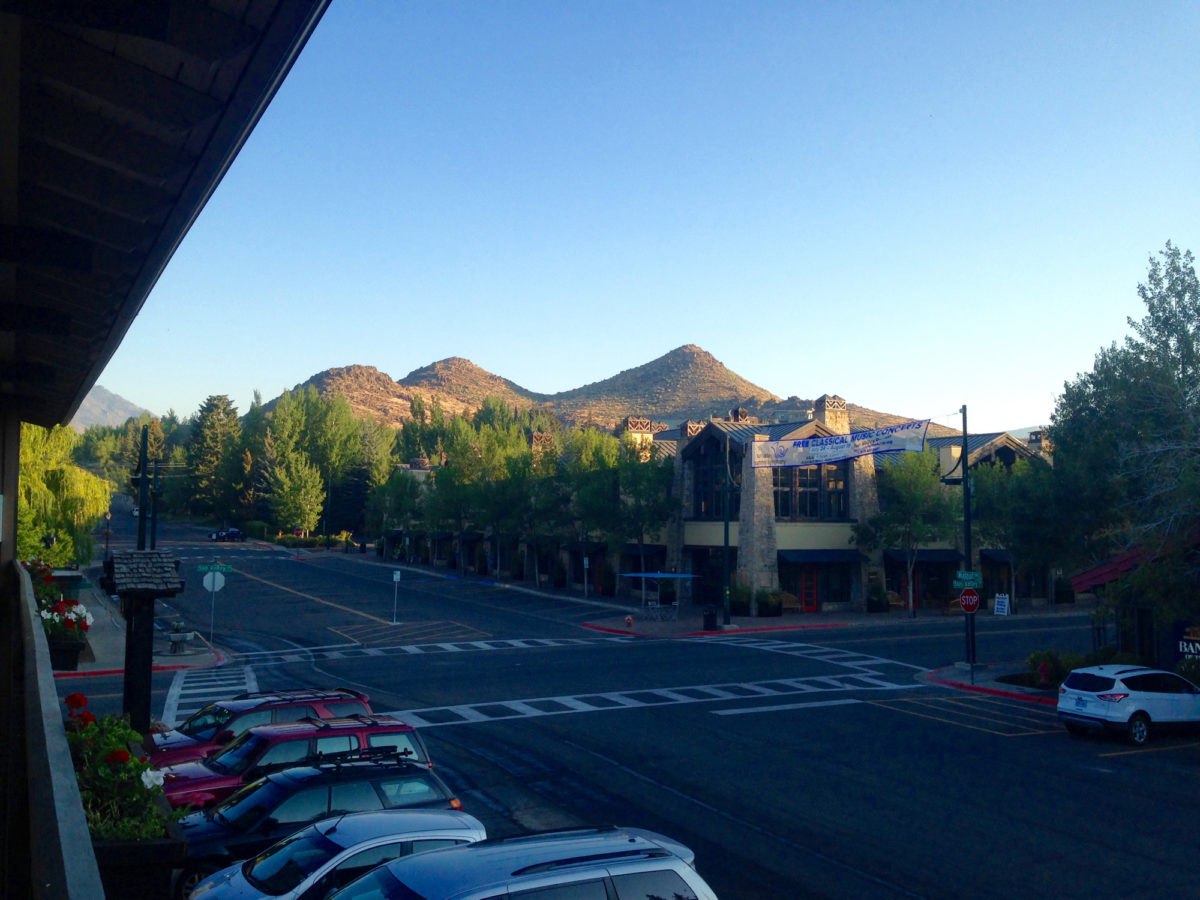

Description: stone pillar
[736,435,778,609]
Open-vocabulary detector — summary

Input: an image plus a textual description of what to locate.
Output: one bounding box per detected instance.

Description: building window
[772,461,849,521]
[691,439,739,520]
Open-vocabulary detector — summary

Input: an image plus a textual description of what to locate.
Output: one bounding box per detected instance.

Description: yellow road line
[235,569,392,626]
[1100,741,1200,758]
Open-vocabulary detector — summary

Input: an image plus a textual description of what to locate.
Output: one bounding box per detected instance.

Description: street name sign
[198,563,233,573]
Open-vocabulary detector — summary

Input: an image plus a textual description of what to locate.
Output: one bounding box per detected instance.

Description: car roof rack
[512,848,671,877]
[317,744,419,769]
[230,687,367,702]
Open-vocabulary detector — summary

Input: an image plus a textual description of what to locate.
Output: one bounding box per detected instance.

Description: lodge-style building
[379,394,1042,614]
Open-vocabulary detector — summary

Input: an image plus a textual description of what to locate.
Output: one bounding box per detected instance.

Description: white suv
[325,825,719,899]
[1057,664,1200,745]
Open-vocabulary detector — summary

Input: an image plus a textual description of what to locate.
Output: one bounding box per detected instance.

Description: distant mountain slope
[282,346,958,437]
[550,344,780,426]
[70,385,153,432]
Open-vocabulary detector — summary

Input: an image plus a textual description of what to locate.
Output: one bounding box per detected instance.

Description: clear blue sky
[98,1,1200,435]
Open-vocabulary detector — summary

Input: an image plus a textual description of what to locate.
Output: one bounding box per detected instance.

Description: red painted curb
[580,621,848,637]
[926,668,1058,706]
[53,648,227,679]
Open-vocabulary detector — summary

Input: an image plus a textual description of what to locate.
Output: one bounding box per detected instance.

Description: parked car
[325,825,720,900]
[163,715,430,810]
[1057,664,1200,744]
[210,527,247,542]
[149,688,372,767]
[176,757,463,900]
[187,809,486,899]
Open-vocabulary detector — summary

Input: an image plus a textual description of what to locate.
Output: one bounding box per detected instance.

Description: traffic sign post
[200,561,230,643]
[392,569,402,624]
[959,587,979,682]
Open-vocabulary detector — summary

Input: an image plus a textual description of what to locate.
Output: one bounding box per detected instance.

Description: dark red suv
[148,688,371,767]
[161,714,430,810]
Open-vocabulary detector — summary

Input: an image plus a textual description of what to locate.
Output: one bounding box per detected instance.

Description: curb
[925,665,1059,706]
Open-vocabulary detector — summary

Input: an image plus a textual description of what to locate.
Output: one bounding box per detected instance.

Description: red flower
[77,710,96,726]
[64,619,76,630]
[65,692,87,710]
[105,749,131,765]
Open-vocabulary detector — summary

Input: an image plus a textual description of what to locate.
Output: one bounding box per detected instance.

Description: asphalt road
[77,518,1200,899]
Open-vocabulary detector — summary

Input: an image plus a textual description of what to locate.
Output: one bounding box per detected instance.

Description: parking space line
[712,699,862,716]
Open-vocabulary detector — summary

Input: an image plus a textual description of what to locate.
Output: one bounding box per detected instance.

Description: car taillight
[1097,692,1129,703]
[450,797,462,810]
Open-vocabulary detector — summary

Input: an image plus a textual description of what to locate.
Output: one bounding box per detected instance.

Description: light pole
[104,511,112,558]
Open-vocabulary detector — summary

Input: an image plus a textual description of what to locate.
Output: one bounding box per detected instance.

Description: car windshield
[208,732,269,775]
[177,703,235,740]
[244,825,341,894]
[211,777,283,828]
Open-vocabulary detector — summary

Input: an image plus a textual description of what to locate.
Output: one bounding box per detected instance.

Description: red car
[161,715,431,810]
[148,688,371,768]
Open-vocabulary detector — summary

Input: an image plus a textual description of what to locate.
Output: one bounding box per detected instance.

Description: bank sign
[1175,623,1200,662]
[751,420,931,468]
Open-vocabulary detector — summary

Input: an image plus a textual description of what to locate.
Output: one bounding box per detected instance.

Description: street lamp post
[104,511,112,558]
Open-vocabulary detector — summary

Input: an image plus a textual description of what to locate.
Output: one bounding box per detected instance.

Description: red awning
[1069,548,1149,592]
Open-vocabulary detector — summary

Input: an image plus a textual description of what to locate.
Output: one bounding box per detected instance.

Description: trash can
[703,606,717,630]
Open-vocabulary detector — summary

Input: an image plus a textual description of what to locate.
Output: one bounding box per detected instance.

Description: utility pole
[722,434,732,625]
[962,405,976,672]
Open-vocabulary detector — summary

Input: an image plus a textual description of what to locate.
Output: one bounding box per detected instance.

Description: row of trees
[69,388,678,575]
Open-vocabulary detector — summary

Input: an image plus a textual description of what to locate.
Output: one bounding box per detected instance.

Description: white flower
[140,768,165,789]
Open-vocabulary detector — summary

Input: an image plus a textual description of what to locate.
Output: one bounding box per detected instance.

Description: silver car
[325,825,719,900]
[1057,664,1200,745]
[188,809,486,899]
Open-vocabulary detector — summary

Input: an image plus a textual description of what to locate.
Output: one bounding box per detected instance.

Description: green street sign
[953,573,982,589]
[198,563,233,574]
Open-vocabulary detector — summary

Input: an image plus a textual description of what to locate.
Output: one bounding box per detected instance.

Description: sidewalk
[54,577,223,680]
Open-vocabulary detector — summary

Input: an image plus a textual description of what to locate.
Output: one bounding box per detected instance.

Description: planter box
[48,638,87,671]
[93,830,186,899]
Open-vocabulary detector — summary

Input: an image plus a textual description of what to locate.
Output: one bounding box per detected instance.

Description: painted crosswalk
[162,665,257,726]
[380,670,925,727]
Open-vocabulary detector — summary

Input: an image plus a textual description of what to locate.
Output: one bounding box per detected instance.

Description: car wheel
[175,862,218,900]
[1127,712,1151,745]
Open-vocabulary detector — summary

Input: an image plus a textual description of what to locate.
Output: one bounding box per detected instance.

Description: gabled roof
[925,432,1036,465]
[679,417,834,461]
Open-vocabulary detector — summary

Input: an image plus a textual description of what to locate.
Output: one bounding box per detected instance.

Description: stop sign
[959,588,979,613]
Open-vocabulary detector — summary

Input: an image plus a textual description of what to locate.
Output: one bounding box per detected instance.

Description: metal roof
[1,1,331,427]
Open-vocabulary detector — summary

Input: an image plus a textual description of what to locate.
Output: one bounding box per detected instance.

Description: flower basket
[92,797,186,900]
[63,693,186,897]
[48,637,87,671]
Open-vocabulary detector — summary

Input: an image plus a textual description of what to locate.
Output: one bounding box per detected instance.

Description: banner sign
[750,420,930,468]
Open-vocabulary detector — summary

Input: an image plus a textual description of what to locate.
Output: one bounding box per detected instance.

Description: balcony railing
[3,561,104,898]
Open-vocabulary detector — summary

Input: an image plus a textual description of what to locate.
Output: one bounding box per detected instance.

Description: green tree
[1049,242,1200,619]
[614,438,678,602]
[853,448,960,617]
[19,424,114,565]
[187,395,241,517]
[269,450,325,534]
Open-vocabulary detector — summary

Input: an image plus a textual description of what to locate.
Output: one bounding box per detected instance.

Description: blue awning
[778,549,868,564]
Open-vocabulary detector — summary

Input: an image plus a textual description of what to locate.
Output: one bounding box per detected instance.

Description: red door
[800,567,818,612]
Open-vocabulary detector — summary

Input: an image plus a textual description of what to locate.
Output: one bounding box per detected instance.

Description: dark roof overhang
[1,1,331,427]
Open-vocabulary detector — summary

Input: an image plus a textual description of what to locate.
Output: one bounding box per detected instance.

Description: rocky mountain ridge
[285,344,959,436]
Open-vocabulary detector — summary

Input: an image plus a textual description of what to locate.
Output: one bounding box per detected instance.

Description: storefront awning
[980,549,1011,563]
[1070,548,1148,593]
[778,549,868,564]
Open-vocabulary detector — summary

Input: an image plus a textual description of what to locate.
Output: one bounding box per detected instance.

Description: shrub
[1176,657,1200,684]
[1026,649,1076,688]
[758,590,782,617]
[242,520,269,540]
